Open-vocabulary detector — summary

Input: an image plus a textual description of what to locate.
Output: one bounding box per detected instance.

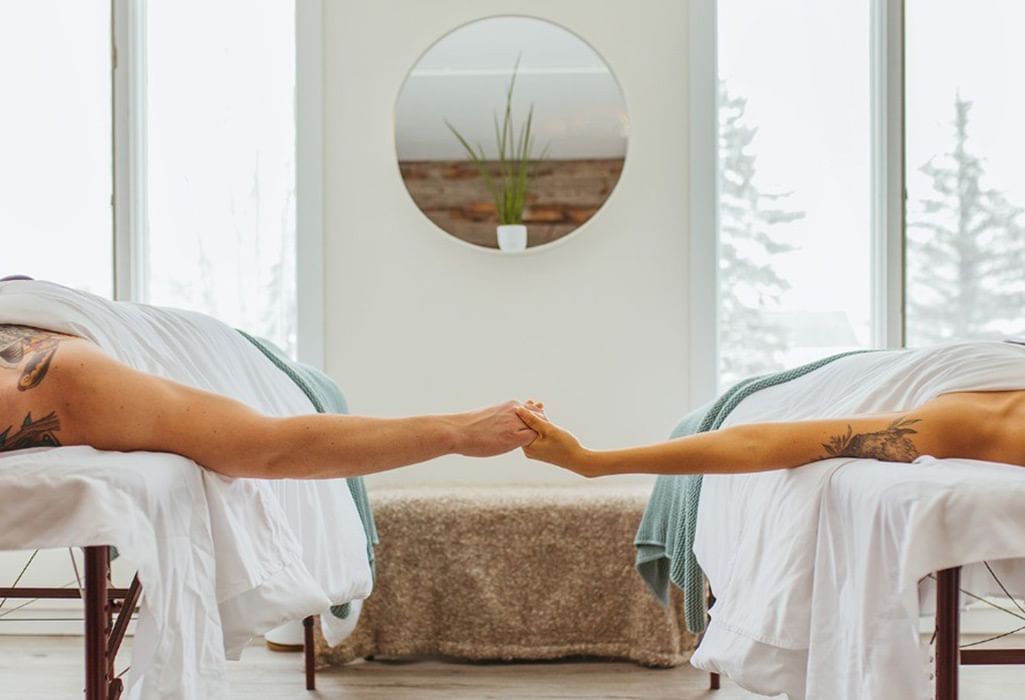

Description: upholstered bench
[316,483,694,668]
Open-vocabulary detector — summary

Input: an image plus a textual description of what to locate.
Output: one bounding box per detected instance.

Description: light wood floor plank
[2,636,1025,699]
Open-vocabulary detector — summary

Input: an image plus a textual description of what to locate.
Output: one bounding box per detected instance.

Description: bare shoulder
[920,390,1025,465]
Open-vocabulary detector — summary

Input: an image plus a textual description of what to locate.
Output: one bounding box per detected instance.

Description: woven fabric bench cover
[317,483,694,668]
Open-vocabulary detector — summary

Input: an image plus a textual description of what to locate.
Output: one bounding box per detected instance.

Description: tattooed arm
[514,396,1001,478]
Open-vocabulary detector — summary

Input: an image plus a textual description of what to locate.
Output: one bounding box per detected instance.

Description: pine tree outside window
[905,0,1025,345]
[715,0,873,387]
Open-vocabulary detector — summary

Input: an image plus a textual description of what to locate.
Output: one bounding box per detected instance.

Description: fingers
[524,399,545,414]
[515,406,549,433]
[514,426,538,446]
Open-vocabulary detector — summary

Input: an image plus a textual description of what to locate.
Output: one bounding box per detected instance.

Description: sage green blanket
[239,331,378,620]
[634,350,871,634]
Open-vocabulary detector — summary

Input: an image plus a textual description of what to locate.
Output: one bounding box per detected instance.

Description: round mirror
[396,16,629,252]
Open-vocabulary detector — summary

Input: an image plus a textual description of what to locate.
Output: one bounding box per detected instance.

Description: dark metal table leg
[935,567,960,700]
[84,547,109,700]
[303,616,316,690]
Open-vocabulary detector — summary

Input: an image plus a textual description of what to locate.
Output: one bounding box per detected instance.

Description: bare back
[0,325,79,452]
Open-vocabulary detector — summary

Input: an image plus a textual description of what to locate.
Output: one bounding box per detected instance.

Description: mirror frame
[392,13,630,256]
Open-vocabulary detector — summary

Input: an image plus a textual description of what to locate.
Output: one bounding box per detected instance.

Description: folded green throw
[634,350,872,634]
[239,331,379,620]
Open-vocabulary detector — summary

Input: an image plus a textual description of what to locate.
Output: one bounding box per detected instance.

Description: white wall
[323,0,690,485]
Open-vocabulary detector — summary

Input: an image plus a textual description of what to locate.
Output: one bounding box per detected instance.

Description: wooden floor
[2,636,1025,699]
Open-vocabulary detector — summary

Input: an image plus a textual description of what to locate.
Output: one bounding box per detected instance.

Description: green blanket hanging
[238,330,378,620]
[634,350,873,634]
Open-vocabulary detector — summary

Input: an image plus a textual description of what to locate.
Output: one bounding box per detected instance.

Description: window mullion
[869,0,906,349]
[687,0,719,405]
[295,0,326,369]
[111,0,149,303]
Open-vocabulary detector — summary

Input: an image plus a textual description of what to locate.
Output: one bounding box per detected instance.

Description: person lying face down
[0,322,536,478]
[515,386,1025,477]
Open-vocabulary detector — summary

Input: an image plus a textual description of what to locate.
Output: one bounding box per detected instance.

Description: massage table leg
[84,546,109,700]
[5,545,316,695]
[935,567,960,700]
[304,615,316,690]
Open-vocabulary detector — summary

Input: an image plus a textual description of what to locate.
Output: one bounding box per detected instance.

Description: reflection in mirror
[396,16,628,251]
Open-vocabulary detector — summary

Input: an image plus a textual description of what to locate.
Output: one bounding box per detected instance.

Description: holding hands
[515,400,589,475]
[452,399,590,476]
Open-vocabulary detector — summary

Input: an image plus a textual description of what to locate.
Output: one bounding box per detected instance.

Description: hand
[515,400,587,472]
[454,401,538,457]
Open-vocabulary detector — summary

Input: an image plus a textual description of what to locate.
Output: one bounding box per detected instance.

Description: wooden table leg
[935,567,960,700]
[84,547,109,700]
[303,616,316,690]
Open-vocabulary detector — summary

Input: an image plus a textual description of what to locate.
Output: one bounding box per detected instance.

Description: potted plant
[446,58,547,251]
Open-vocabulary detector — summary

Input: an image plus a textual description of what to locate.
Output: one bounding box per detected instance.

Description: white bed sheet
[0,281,373,699]
[690,341,1025,699]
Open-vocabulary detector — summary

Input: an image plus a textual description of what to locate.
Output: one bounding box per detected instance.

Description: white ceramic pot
[496,224,527,252]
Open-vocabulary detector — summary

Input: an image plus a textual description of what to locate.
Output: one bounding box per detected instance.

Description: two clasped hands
[457,399,586,474]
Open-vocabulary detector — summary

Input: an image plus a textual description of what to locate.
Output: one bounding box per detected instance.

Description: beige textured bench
[317,483,694,668]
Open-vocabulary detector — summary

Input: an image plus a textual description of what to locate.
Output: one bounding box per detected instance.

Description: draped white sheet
[691,341,1025,700]
[0,280,372,699]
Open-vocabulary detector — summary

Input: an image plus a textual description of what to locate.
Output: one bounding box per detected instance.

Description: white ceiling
[395,16,629,162]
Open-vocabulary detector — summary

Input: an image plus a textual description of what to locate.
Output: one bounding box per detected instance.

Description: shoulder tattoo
[0,325,66,391]
[0,411,61,452]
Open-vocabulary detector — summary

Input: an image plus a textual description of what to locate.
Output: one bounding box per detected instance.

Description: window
[0,0,115,614]
[904,0,1025,345]
[0,1,113,296]
[0,0,310,621]
[141,1,298,355]
[716,0,873,386]
[1,1,301,357]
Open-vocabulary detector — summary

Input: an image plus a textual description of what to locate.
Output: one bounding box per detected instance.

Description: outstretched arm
[12,335,534,479]
[515,399,987,478]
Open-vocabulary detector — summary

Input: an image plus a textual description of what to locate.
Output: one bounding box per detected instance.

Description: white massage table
[694,452,1025,700]
[0,446,347,699]
[678,341,1025,699]
[0,279,374,699]
[816,457,1025,700]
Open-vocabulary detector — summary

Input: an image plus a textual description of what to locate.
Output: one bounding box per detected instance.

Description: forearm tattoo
[0,411,61,451]
[0,325,64,391]
[820,416,922,462]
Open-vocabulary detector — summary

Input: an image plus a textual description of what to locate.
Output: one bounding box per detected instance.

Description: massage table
[0,279,375,699]
[0,446,355,699]
[639,341,1025,699]
[699,458,1025,700]
[0,548,320,699]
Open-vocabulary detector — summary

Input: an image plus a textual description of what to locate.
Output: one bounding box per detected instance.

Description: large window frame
[687,0,907,404]
[109,0,325,367]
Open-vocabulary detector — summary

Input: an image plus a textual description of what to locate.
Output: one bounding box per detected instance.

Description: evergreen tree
[907,96,1025,344]
[718,83,804,383]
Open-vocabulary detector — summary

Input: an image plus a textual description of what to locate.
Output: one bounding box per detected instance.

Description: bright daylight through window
[716,0,872,387]
[143,1,299,356]
[0,1,113,296]
[904,0,1025,345]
